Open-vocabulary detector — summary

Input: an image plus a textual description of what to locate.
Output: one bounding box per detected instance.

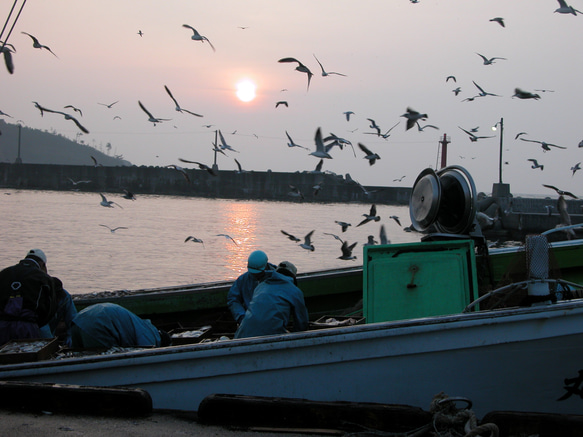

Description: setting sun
[236,79,256,102]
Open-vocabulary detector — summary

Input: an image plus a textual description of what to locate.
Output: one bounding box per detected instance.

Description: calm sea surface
[0,189,421,295]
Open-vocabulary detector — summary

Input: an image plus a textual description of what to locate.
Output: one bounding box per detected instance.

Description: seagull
[335,221,351,232]
[557,195,577,239]
[512,88,541,100]
[281,230,301,242]
[343,111,354,121]
[137,30,144,37]
[313,54,346,77]
[300,230,315,251]
[527,159,544,170]
[366,118,381,136]
[401,108,428,131]
[452,87,462,96]
[416,122,439,132]
[312,180,324,196]
[182,24,215,51]
[358,143,380,166]
[21,32,58,57]
[164,85,203,116]
[458,126,494,142]
[476,53,506,65]
[90,156,102,167]
[489,17,505,27]
[178,158,218,176]
[356,204,381,227]
[31,104,89,133]
[364,236,377,246]
[275,101,288,108]
[379,224,390,245]
[185,236,204,247]
[519,137,567,152]
[472,81,500,97]
[393,175,406,182]
[571,162,581,176]
[99,224,128,233]
[367,122,400,139]
[555,0,582,15]
[216,234,238,245]
[0,43,15,74]
[138,100,171,126]
[234,158,248,174]
[338,241,357,261]
[218,130,239,153]
[324,232,344,243]
[166,164,191,182]
[98,101,119,108]
[99,193,123,208]
[278,57,314,91]
[64,105,83,116]
[389,215,402,226]
[542,184,579,199]
[122,189,136,200]
[68,177,91,186]
[288,184,304,200]
[309,127,333,159]
[285,131,309,150]
[446,75,456,82]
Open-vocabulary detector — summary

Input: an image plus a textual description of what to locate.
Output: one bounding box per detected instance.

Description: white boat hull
[1,300,583,416]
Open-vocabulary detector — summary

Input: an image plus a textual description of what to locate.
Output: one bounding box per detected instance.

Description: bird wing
[370,204,377,216]
[304,230,315,244]
[313,54,325,74]
[68,115,90,134]
[472,81,486,94]
[234,158,243,172]
[181,108,203,117]
[519,138,541,144]
[458,126,475,138]
[164,85,180,107]
[138,101,154,118]
[182,24,198,35]
[278,57,301,65]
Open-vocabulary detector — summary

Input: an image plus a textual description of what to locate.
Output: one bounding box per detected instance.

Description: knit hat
[26,248,47,264]
[247,250,268,274]
[277,261,297,278]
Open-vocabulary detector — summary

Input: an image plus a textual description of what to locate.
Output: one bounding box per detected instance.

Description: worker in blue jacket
[235,261,309,339]
[227,250,275,324]
[71,303,170,349]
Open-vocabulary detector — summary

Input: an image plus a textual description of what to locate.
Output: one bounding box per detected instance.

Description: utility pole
[14,123,22,164]
[212,129,219,172]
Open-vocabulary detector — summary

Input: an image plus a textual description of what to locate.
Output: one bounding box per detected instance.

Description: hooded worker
[234,261,309,339]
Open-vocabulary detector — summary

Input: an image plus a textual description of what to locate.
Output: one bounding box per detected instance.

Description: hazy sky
[2,1,583,196]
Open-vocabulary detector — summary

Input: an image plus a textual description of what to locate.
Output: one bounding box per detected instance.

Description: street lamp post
[491,117,510,197]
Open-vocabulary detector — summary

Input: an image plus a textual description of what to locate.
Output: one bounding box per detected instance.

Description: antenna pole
[439,134,450,169]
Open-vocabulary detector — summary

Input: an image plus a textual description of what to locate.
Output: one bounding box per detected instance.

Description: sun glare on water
[236,79,256,102]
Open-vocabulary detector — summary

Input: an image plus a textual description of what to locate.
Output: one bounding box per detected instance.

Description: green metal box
[363,240,478,323]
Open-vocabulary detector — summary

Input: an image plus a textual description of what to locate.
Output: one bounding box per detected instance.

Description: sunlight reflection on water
[0,189,419,294]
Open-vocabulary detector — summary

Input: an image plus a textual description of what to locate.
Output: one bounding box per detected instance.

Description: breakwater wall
[0,163,412,205]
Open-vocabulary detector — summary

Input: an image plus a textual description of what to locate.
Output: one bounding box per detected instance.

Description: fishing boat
[0,166,582,418]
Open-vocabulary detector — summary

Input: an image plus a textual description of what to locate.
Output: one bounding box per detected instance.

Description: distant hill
[0,119,132,166]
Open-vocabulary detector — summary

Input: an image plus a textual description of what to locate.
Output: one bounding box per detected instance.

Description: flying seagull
[343,111,354,121]
[300,230,315,251]
[21,32,58,57]
[285,131,309,150]
[401,108,428,131]
[338,241,357,261]
[166,164,191,182]
[512,88,541,100]
[281,230,301,242]
[389,215,402,226]
[476,53,506,65]
[309,127,333,159]
[275,101,288,108]
[416,122,439,132]
[366,118,381,136]
[164,85,203,116]
[542,184,579,199]
[458,126,494,142]
[216,234,238,245]
[472,81,501,97]
[278,57,314,91]
[138,100,171,126]
[446,75,456,83]
[335,220,351,232]
[527,159,544,170]
[182,24,215,51]
[178,158,218,176]
[519,137,567,152]
[323,232,344,243]
[356,204,381,227]
[217,130,239,153]
[31,103,89,133]
[137,30,144,37]
[122,189,136,200]
[555,0,582,15]
[571,162,581,176]
[99,193,123,208]
[489,17,505,27]
[313,54,346,77]
[68,177,91,186]
[64,105,83,116]
[98,100,119,108]
[99,224,128,233]
[358,143,380,166]
[185,236,204,247]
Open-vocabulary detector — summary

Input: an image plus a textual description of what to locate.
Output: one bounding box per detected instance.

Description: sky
[1,0,583,196]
